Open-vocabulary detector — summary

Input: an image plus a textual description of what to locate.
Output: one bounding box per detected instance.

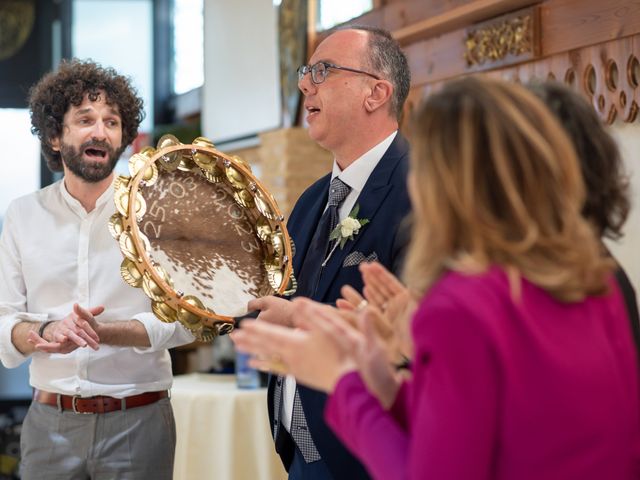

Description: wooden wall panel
[394,0,539,44]
[383,0,473,32]
[313,0,640,124]
[541,0,640,56]
[443,34,640,125]
[402,5,540,85]
[404,30,467,87]
[354,0,477,32]
[633,35,640,121]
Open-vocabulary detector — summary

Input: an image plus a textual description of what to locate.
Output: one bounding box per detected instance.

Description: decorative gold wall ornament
[0,1,35,61]
[413,34,640,126]
[464,7,540,69]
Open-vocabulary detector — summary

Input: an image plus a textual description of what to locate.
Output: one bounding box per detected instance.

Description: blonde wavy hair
[404,77,613,302]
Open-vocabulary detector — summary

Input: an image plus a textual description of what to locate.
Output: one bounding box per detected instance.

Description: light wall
[202,0,281,143]
[0,110,40,224]
[606,121,640,293]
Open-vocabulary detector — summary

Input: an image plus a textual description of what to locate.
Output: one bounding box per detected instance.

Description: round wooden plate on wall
[0,1,35,61]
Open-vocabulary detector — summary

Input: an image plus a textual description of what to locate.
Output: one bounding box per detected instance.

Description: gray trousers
[20,397,176,480]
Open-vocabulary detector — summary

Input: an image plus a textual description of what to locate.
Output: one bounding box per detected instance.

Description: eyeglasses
[297,61,380,85]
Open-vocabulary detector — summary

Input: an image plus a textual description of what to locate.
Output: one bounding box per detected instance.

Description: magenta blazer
[326,267,640,479]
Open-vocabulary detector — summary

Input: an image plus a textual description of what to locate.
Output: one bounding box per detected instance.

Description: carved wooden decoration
[490,34,640,125]
[464,7,540,70]
[407,33,640,126]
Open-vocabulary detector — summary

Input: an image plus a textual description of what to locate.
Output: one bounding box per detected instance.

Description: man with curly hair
[0,59,194,479]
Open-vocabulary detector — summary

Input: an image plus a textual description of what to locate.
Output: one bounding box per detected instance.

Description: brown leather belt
[33,389,168,414]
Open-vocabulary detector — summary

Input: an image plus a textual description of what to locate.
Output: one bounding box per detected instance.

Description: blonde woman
[231,77,640,479]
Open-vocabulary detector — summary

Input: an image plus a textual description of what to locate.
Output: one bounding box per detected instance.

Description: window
[201,0,280,143]
[0,108,39,400]
[316,0,373,31]
[0,109,40,232]
[173,0,204,95]
[72,0,154,133]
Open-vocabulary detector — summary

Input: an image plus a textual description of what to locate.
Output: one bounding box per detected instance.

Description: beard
[60,140,122,183]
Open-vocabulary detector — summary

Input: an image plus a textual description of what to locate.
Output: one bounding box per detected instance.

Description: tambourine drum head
[140,169,269,317]
[112,136,296,339]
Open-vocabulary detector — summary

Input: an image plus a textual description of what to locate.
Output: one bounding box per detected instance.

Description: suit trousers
[20,398,176,480]
[289,445,334,480]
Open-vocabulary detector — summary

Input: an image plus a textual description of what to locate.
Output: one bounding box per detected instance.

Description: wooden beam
[393,0,540,44]
[541,0,640,56]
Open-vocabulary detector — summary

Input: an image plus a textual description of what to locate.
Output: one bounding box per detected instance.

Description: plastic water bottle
[236,351,260,389]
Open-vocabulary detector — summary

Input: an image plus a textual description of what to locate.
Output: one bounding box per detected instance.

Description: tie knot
[327,177,350,207]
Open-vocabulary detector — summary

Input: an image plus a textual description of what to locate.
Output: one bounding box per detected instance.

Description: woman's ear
[364,80,394,113]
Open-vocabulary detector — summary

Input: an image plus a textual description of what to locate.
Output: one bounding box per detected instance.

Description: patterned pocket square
[343,251,378,267]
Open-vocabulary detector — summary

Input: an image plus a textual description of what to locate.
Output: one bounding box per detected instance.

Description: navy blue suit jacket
[267,134,412,480]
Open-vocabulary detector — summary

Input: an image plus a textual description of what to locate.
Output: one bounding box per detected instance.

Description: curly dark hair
[28,58,144,172]
[528,81,630,240]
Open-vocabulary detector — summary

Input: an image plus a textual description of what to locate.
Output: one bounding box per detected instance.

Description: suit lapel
[291,176,330,277]
[313,135,408,301]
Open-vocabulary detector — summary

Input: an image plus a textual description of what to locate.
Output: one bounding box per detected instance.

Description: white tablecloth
[171,373,286,480]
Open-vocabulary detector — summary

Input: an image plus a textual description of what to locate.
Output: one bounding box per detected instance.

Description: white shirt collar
[59,176,115,217]
[331,130,397,195]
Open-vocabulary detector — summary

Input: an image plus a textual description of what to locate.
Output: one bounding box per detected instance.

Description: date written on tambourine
[109,135,297,342]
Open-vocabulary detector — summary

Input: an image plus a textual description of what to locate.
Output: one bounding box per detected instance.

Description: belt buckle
[71,395,94,414]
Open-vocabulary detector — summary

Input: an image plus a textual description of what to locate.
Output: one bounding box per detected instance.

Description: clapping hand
[361,262,407,309]
[231,299,357,392]
[231,298,402,408]
[337,262,416,360]
[28,303,102,354]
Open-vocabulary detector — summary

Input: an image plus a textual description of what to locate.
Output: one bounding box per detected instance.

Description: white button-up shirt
[0,179,194,397]
[281,130,397,432]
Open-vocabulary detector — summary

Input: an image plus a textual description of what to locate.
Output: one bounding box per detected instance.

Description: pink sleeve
[388,379,411,429]
[325,371,410,480]
[325,293,500,480]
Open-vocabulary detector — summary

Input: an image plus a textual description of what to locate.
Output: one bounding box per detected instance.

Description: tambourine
[109,135,297,341]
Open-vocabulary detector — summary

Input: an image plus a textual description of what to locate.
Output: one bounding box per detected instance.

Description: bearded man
[0,59,194,480]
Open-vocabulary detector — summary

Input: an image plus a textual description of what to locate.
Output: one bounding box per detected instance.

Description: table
[171,373,286,480]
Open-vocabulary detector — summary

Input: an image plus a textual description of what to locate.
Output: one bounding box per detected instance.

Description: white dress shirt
[281,131,398,431]
[0,179,195,397]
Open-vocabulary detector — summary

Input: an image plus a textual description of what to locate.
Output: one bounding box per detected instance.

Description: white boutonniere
[322,204,370,266]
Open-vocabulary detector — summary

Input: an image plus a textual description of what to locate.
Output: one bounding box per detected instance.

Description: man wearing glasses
[246,26,412,480]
